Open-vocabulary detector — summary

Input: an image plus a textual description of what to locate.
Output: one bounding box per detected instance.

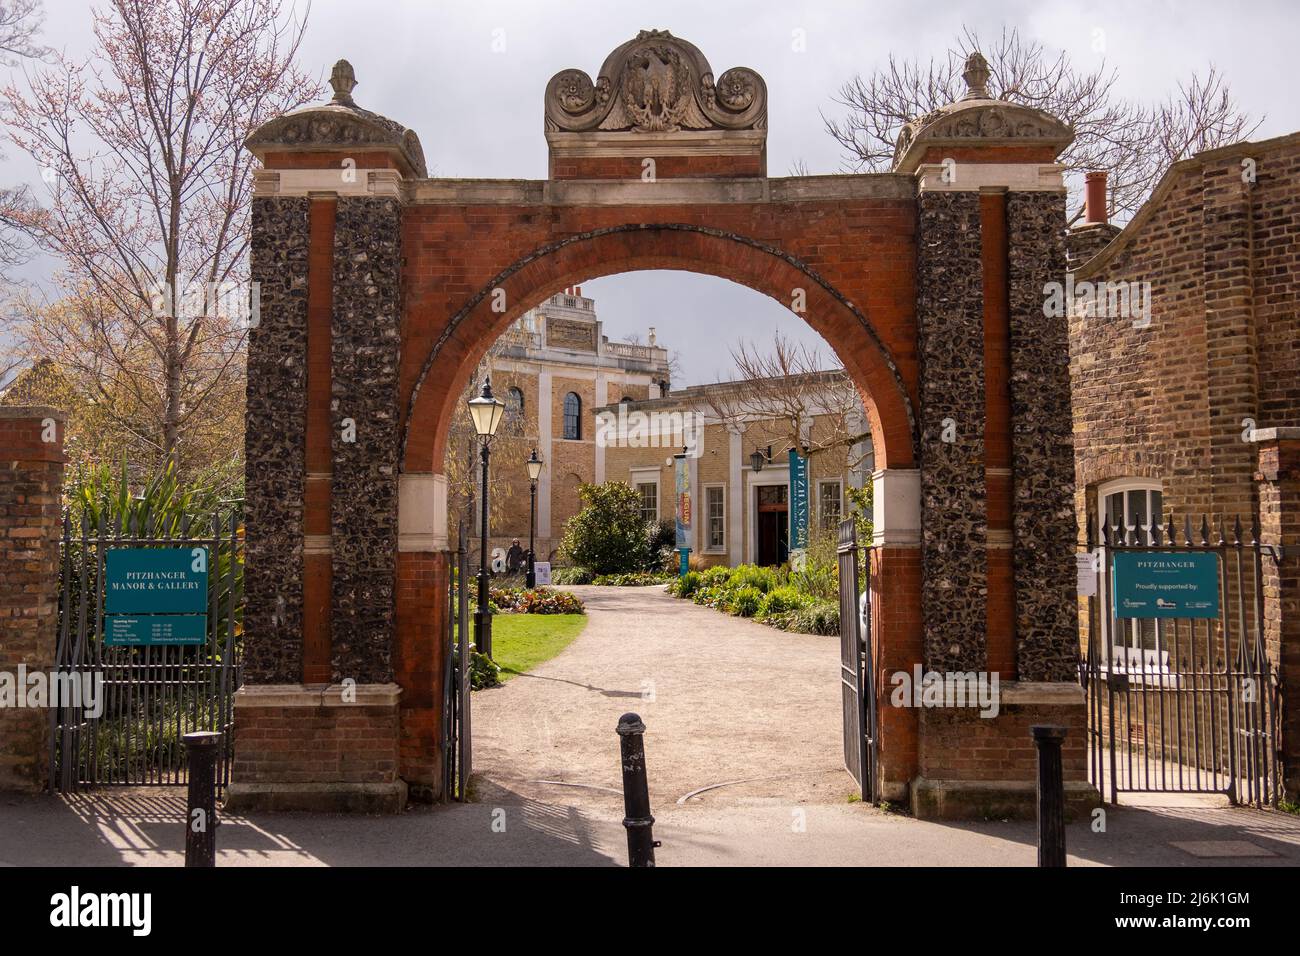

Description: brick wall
[1071,133,1300,530]
[228,684,405,812]
[0,406,65,792]
[1257,436,1300,797]
[551,154,764,181]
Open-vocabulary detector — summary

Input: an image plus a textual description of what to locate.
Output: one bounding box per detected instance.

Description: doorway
[756,484,789,566]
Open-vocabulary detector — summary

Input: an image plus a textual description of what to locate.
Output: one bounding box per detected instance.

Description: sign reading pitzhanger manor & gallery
[1111,551,1219,619]
[104,547,209,645]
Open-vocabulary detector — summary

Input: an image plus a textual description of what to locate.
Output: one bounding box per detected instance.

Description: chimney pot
[1084,171,1108,226]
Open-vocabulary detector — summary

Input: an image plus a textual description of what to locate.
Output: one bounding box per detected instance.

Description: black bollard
[1031,724,1068,868]
[616,713,657,867]
[183,731,222,867]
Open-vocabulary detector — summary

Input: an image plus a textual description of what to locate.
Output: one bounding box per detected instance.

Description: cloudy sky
[10,0,1299,384]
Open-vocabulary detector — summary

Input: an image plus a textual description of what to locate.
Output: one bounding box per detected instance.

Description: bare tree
[0,0,48,277]
[824,26,1259,220]
[704,331,869,469]
[0,0,46,63]
[1,0,320,471]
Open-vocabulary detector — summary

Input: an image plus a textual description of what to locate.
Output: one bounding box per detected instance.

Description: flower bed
[666,564,840,635]
[488,586,586,615]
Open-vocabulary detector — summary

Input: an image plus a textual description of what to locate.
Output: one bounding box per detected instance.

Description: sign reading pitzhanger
[1111,551,1219,619]
[104,547,209,645]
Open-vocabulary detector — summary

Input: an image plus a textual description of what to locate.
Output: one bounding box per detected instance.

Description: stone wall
[916,191,987,673]
[1007,191,1078,682]
[0,407,64,791]
[330,197,403,684]
[244,198,310,684]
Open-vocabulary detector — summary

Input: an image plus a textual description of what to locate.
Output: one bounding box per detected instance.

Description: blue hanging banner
[674,454,692,551]
[1111,551,1219,619]
[789,449,809,551]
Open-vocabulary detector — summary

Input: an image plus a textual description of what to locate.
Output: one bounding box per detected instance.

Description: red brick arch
[401,224,918,472]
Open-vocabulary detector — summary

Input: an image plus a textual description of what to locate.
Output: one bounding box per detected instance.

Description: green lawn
[490,613,587,681]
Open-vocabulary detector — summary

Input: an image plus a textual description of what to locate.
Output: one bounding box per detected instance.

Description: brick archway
[232,33,1095,819]
[401,223,918,474]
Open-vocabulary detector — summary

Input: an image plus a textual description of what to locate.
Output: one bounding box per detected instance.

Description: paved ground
[474,584,850,808]
[2,585,1298,866]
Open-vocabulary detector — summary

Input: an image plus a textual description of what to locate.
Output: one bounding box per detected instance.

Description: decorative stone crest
[891,51,1072,174]
[246,59,427,178]
[545,30,766,133]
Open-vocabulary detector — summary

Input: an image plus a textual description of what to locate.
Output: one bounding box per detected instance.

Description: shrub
[794,601,840,635]
[671,570,702,598]
[593,571,673,586]
[551,566,594,585]
[758,586,811,618]
[647,518,676,567]
[699,565,733,588]
[469,650,501,690]
[731,585,762,617]
[730,564,777,594]
[692,584,724,607]
[559,481,656,574]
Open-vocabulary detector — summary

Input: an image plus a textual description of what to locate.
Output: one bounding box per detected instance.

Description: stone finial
[961,51,991,100]
[330,59,357,106]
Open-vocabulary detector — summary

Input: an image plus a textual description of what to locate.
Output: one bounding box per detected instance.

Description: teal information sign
[106,548,208,614]
[1112,551,1219,619]
[105,547,208,645]
[789,449,809,551]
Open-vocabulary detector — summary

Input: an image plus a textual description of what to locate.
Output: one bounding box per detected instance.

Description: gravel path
[473,585,853,810]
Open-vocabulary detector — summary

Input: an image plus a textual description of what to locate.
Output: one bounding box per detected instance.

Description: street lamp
[525,449,543,588]
[749,448,768,473]
[467,377,505,657]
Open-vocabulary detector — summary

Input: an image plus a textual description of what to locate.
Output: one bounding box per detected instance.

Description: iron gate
[1083,514,1280,807]
[838,519,877,801]
[49,507,243,793]
[442,523,471,801]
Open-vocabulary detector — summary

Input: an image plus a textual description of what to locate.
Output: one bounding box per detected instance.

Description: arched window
[1096,478,1164,664]
[507,386,525,416]
[563,392,581,440]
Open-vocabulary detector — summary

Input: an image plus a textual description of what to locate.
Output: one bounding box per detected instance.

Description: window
[1097,479,1164,661]
[818,480,843,529]
[636,481,659,524]
[705,485,726,551]
[562,392,581,440]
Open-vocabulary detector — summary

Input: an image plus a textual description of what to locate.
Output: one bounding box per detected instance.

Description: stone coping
[404,173,916,206]
[233,682,402,708]
[0,405,66,421]
[997,680,1086,705]
[1249,427,1300,442]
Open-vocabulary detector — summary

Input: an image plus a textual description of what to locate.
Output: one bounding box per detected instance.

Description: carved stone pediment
[545,30,766,133]
[891,52,1073,173]
[246,60,428,178]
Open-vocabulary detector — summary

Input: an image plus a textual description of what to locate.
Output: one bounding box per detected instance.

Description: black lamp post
[526,448,543,588]
[467,377,505,657]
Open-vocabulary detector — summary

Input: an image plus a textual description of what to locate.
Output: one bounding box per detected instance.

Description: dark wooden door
[756,485,789,566]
